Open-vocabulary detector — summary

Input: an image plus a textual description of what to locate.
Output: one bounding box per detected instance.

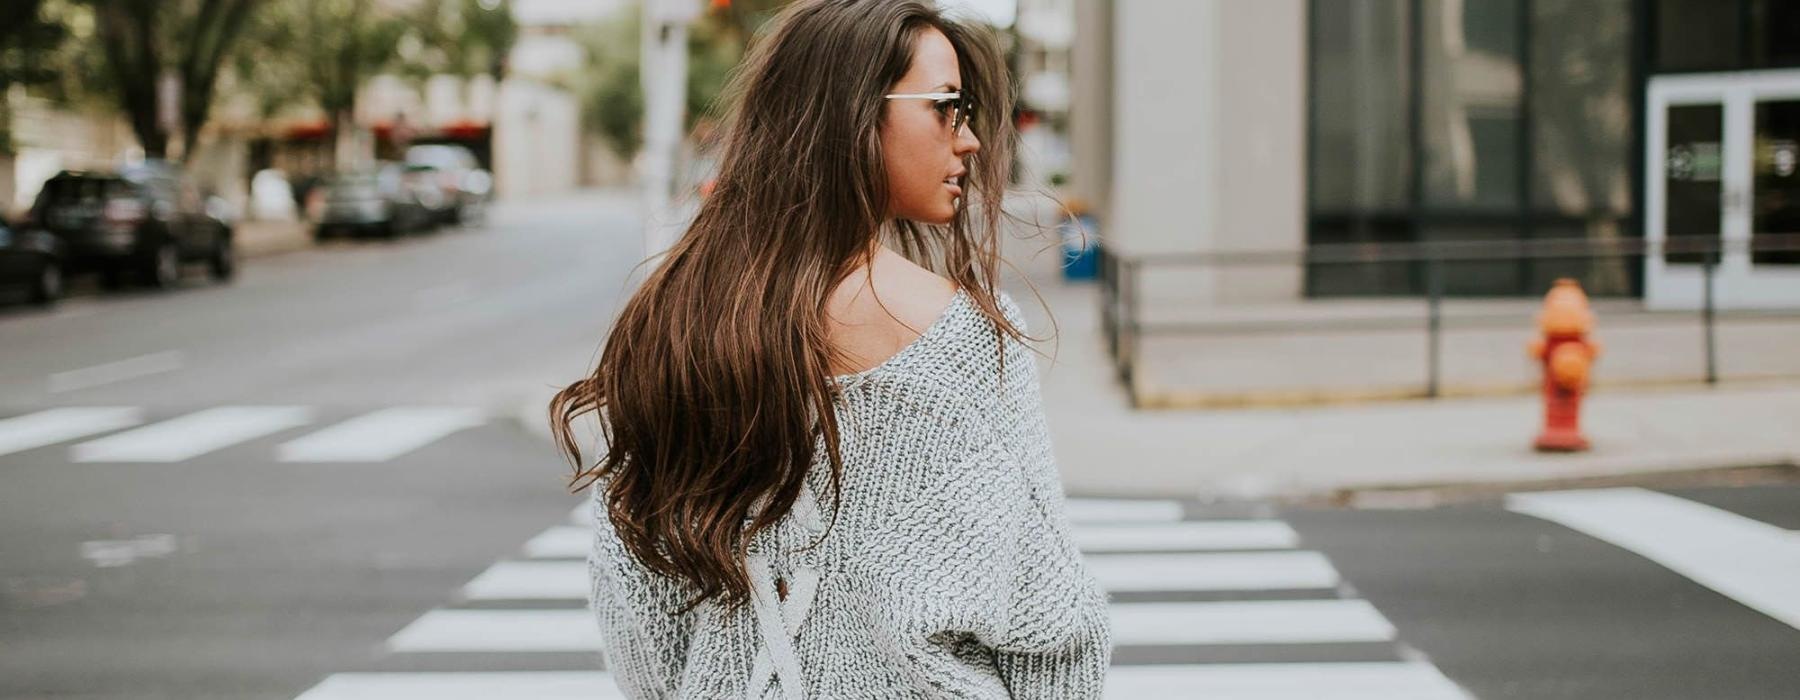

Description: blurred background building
[1073,0,1800,310]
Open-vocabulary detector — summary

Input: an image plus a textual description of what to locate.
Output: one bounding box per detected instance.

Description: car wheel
[28,260,64,306]
[99,264,128,290]
[144,241,181,289]
[208,238,235,282]
[313,226,333,243]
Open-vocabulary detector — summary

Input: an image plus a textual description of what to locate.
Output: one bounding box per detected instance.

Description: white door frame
[1646,69,1800,310]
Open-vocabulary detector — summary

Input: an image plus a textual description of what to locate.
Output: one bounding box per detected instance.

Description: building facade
[1073,0,1800,309]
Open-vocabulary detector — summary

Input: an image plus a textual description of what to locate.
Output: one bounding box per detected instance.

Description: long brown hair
[549,0,1034,614]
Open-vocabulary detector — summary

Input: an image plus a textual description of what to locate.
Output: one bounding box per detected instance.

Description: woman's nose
[953,126,980,156]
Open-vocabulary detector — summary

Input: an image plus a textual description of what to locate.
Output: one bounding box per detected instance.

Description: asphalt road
[2,192,1796,699]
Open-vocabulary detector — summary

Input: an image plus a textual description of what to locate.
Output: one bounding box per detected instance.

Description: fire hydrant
[1528,278,1602,452]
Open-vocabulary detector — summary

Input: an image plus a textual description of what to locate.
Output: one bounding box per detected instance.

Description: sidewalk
[511,191,1800,503]
[234,219,311,259]
[1012,271,1800,502]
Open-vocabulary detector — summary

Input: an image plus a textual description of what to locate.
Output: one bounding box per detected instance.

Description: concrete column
[1086,0,1307,304]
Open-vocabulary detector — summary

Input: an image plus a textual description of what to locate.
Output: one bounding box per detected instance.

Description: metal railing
[1097,234,1800,407]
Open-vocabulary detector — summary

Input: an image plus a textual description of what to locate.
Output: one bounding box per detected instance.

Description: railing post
[1425,253,1443,398]
[1098,244,1115,361]
[1702,248,1718,385]
[1120,258,1139,402]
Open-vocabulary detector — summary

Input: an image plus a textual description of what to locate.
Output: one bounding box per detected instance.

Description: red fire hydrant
[1527,279,1602,452]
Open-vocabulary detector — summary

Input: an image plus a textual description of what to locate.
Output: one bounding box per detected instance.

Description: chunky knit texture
[586,287,1113,698]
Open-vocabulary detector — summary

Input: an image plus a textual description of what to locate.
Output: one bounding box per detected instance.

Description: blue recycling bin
[1059,214,1098,280]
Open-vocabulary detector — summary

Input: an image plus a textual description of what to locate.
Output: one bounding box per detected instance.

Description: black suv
[27,160,235,290]
[0,212,64,306]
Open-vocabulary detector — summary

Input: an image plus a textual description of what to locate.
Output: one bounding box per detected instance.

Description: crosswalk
[294,497,1476,699]
[0,406,489,463]
[1507,487,1800,632]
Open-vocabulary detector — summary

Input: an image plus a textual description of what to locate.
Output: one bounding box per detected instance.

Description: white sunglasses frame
[882,91,976,134]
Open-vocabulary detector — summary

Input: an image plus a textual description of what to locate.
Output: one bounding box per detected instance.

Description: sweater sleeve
[986,291,1113,697]
[586,486,695,699]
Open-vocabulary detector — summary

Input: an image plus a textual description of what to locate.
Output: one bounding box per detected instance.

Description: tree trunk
[95,0,167,159]
[179,0,258,164]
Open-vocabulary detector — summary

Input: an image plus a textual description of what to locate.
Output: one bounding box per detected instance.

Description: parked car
[404,144,492,225]
[26,160,235,290]
[0,212,65,306]
[306,164,436,240]
[250,168,298,221]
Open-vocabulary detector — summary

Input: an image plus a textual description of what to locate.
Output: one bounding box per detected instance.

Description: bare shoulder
[824,247,960,376]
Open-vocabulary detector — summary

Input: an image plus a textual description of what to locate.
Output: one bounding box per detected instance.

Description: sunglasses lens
[952,100,973,133]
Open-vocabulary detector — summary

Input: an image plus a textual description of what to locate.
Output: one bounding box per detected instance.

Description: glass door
[1752,95,1800,268]
[1736,72,1800,306]
[1646,69,1800,310]
[1645,78,1731,310]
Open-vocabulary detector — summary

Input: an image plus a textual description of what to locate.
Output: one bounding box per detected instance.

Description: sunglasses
[883,91,977,135]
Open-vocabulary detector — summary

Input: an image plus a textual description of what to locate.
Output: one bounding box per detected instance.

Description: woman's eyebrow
[933,82,960,92]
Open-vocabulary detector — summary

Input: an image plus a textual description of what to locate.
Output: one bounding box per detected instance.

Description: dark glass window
[1749,0,1800,68]
[1753,99,1800,265]
[1530,0,1636,296]
[1419,0,1523,211]
[1654,0,1742,72]
[1654,0,1800,73]
[1309,0,1412,218]
[1663,104,1724,265]
[1308,0,1642,297]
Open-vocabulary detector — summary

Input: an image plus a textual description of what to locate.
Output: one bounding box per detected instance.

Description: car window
[39,177,131,208]
[178,179,203,212]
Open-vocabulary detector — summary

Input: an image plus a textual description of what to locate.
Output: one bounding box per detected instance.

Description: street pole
[641,0,700,265]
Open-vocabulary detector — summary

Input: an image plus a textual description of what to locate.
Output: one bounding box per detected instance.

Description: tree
[90,0,258,161]
[569,2,766,160]
[399,0,518,84]
[0,0,73,153]
[233,0,517,171]
[233,0,407,170]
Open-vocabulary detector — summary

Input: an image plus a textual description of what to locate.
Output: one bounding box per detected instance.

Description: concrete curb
[1132,373,1800,411]
[234,220,312,259]
[1314,460,1800,509]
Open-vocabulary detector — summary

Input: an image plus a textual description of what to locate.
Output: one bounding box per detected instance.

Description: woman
[548,0,1112,697]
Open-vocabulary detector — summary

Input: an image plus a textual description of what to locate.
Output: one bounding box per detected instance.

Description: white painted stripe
[69,406,313,462]
[1111,600,1395,646]
[1065,497,1184,523]
[467,550,1344,601]
[1089,551,1341,592]
[1104,662,1472,699]
[571,496,1185,526]
[48,350,183,393]
[276,407,486,462]
[386,610,601,652]
[295,672,624,700]
[464,561,584,600]
[526,519,1299,561]
[1077,520,1299,552]
[1508,487,1800,631]
[525,525,589,559]
[0,407,143,457]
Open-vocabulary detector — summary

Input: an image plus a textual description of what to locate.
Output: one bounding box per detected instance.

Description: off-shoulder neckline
[828,286,976,384]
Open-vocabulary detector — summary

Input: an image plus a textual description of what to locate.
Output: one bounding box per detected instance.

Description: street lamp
[641,0,702,264]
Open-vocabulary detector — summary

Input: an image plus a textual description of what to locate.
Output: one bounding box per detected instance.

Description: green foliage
[84,0,259,161]
[0,0,71,153]
[392,0,518,84]
[568,7,642,160]
[236,0,406,120]
[571,3,778,160]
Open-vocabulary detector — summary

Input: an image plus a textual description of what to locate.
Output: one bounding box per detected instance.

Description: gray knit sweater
[586,287,1113,698]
